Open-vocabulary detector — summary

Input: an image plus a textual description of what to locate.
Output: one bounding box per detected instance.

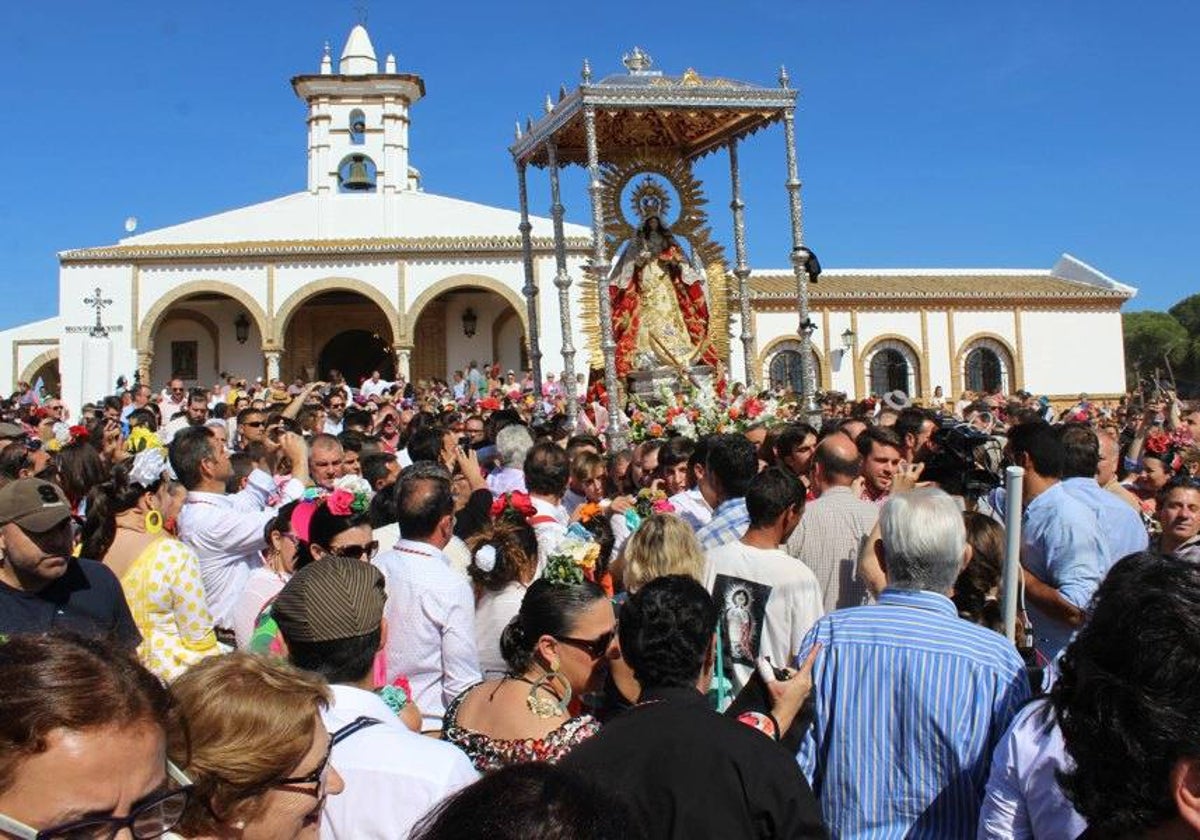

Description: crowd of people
[1,362,1199,839]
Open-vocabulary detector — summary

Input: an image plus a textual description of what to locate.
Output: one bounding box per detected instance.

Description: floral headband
[1146,427,1194,473]
[623,487,676,535]
[489,491,537,522]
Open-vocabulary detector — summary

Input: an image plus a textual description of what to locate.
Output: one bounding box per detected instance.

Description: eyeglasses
[241,420,266,428]
[271,739,333,799]
[0,762,192,840]
[331,541,378,561]
[327,402,345,410]
[555,629,615,659]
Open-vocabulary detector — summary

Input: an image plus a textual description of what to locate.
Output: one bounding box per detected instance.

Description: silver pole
[515,161,544,416]
[546,141,579,427]
[781,105,819,424]
[1001,465,1025,644]
[728,139,756,390]
[583,104,624,449]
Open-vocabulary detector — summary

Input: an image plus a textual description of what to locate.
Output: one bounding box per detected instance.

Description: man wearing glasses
[158,378,187,422]
[235,406,269,452]
[323,394,347,436]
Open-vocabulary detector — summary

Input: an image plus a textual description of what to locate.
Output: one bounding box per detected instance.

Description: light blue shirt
[1021,483,1108,659]
[977,698,1087,840]
[797,589,1031,839]
[695,497,749,550]
[1060,477,1148,572]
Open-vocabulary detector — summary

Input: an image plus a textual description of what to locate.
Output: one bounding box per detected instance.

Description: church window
[348,109,366,144]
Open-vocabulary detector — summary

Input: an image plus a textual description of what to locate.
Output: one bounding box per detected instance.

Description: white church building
[0,24,1135,411]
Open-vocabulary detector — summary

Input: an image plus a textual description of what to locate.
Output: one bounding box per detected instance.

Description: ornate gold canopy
[575,152,731,369]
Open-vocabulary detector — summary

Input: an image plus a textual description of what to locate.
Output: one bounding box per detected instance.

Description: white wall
[1021,310,1127,395]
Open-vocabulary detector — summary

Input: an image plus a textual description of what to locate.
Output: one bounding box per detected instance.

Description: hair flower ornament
[489,491,537,521]
[324,487,370,517]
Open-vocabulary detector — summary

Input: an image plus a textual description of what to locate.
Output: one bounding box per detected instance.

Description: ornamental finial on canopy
[622,46,653,73]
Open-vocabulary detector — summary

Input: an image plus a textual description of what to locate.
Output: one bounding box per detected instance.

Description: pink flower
[326,488,354,516]
[651,499,676,515]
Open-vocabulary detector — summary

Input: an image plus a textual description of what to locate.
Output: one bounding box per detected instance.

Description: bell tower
[291,24,425,195]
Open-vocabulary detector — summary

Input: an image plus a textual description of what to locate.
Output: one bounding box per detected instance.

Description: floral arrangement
[623,487,676,534]
[575,501,605,524]
[542,533,601,586]
[48,424,90,453]
[628,379,791,441]
[1145,426,1194,472]
[325,487,370,517]
[125,426,162,454]
[490,491,537,522]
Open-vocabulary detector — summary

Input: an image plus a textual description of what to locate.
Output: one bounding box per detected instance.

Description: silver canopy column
[780,68,819,423]
[728,138,756,391]
[583,104,624,449]
[515,159,545,411]
[546,141,579,426]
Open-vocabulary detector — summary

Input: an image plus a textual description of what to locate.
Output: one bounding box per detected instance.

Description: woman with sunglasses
[442,573,613,772]
[0,633,192,840]
[80,449,221,682]
[168,653,345,839]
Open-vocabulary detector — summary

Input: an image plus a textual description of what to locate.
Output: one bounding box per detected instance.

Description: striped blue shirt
[796,588,1030,839]
[696,498,749,550]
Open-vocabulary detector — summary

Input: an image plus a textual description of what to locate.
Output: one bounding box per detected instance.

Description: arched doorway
[148,294,265,387]
[21,352,60,398]
[864,338,920,397]
[317,329,395,384]
[410,288,526,385]
[961,338,1014,394]
[281,291,395,387]
[764,340,821,394]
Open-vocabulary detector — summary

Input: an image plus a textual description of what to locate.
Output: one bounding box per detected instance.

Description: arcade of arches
[144,285,526,389]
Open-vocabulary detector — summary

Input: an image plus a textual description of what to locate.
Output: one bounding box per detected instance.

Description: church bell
[342,155,374,191]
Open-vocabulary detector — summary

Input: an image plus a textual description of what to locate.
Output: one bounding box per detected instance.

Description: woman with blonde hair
[168,653,344,839]
[619,513,708,594]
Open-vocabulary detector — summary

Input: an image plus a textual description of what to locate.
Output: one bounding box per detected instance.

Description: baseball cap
[0,479,71,532]
[272,557,386,644]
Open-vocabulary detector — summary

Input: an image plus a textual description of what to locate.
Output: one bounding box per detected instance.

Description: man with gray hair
[795,487,1029,838]
[486,423,533,496]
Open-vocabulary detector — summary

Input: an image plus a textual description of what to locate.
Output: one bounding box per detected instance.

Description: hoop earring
[526,663,572,718]
[144,510,164,535]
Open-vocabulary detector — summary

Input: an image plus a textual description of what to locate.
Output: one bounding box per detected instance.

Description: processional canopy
[511,48,797,168]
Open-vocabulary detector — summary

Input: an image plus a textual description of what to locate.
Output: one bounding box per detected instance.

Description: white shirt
[177,469,301,628]
[323,417,345,435]
[703,540,825,696]
[232,566,288,649]
[474,581,527,678]
[486,467,526,496]
[529,495,568,573]
[373,539,481,730]
[321,684,479,840]
[359,378,392,399]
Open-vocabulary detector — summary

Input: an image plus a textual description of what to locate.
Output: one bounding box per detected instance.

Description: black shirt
[0,558,140,648]
[561,686,827,840]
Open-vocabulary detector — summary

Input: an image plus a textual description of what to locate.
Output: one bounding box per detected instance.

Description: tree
[1122,310,1188,392]
[1167,293,1200,393]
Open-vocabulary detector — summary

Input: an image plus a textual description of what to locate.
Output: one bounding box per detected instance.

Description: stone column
[264,350,282,383]
[137,350,154,386]
[394,346,412,381]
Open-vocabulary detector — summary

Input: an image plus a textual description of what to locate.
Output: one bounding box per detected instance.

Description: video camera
[918,418,1003,500]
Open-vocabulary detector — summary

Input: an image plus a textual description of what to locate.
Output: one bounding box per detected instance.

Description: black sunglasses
[332,541,378,561]
[0,764,193,840]
[555,629,615,659]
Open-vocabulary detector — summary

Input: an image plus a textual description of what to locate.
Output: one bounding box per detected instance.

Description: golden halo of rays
[582,151,731,372]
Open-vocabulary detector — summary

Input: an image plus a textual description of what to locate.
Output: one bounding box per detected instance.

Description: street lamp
[462,307,478,338]
[234,312,250,345]
[841,328,856,350]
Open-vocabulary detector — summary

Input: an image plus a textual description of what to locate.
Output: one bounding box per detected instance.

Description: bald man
[1097,430,1141,512]
[787,434,881,612]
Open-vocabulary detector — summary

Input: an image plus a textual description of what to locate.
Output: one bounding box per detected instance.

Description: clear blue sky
[1,1,1196,331]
